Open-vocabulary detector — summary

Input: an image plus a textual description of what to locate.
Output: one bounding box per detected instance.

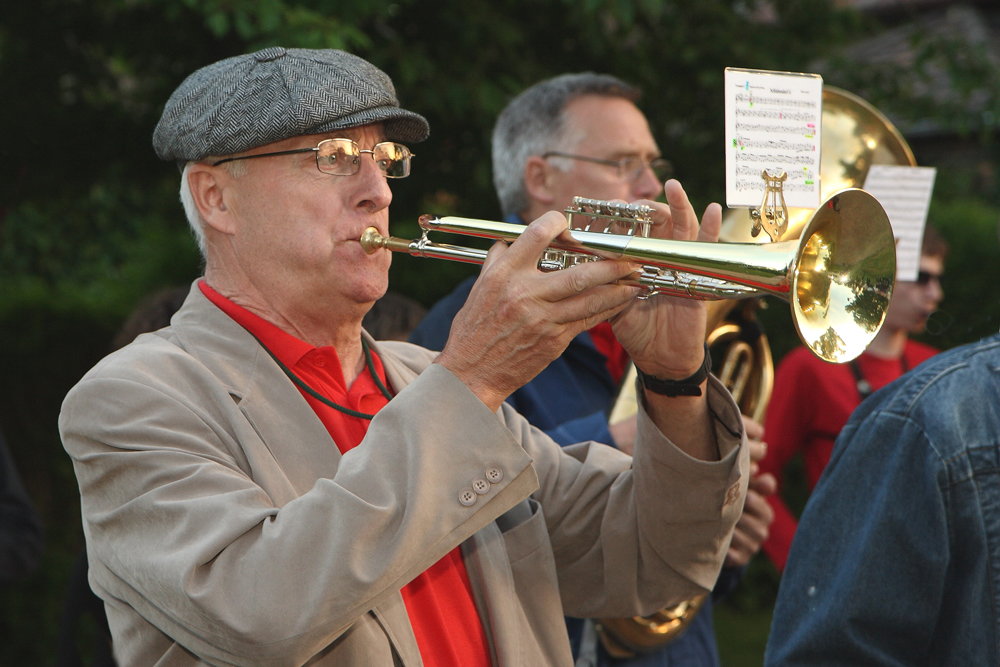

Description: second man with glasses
[412,72,776,667]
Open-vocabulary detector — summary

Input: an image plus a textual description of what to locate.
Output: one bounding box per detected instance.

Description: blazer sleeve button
[459,488,477,507]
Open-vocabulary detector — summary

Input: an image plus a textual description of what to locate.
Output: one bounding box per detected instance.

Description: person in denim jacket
[764,333,1000,666]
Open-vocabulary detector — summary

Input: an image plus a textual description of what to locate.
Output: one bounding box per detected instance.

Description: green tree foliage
[820,10,1000,142]
[1,0,998,663]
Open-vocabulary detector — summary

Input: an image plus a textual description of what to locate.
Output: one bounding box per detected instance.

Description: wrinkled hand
[610,180,722,380]
[436,211,641,412]
[725,416,777,568]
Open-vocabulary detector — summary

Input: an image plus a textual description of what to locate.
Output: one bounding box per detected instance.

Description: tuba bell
[598,85,917,657]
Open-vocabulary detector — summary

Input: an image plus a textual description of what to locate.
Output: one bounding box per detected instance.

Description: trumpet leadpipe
[360,227,489,265]
[418,214,797,292]
[360,224,762,300]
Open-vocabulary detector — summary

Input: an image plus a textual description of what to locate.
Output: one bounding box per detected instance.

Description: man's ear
[187,164,237,235]
[523,155,557,207]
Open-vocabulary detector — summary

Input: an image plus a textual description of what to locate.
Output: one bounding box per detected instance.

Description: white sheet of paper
[863,165,937,281]
[725,68,823,209]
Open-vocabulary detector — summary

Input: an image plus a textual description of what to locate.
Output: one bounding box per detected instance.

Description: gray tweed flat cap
[153,47,429,162]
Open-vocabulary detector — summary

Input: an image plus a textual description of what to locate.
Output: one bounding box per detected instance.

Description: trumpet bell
[790,188,895,363]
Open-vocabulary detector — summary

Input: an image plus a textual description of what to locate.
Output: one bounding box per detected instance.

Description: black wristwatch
[635,343,712,397]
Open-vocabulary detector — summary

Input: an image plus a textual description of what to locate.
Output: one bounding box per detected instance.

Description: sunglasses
[915,270,943,286]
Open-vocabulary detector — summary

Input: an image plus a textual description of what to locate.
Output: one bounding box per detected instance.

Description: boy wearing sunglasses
[759,224,948,571]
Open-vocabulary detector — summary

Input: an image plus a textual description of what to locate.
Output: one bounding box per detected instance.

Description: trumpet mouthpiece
[360,227,386,254]
[360,227,413,254]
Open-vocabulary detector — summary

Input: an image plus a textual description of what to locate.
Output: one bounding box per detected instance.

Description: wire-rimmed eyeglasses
[542,151,672,184]
[212,138,414,178]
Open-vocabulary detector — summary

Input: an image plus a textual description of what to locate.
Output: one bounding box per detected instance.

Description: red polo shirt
[588,321,630,384]
[199,281,491,667]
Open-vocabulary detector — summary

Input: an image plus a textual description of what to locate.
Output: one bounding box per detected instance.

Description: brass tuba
[597,86,917,657]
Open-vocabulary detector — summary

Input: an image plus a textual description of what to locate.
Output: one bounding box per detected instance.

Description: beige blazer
[59,283,747,667]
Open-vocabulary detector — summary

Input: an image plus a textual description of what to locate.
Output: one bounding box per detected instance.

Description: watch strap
[636,343,712,397]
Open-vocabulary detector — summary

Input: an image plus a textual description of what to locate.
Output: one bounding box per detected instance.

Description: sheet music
[725,68,823,209]
[863,165,937,281]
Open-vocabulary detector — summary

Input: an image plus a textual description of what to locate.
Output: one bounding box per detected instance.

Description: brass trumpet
[362,188,896,364]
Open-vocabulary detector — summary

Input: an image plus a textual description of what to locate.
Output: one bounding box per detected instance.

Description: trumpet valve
[539,249,599,272]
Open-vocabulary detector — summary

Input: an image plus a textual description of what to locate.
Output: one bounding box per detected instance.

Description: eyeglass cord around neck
[249,333,394,420]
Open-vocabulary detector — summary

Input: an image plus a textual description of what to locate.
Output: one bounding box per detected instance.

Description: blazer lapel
[366,334,424,393]
[170,283,342,498]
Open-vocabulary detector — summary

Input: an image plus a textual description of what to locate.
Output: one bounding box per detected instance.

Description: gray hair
[491,73,641,217]
[179,163,207,257]
[179,158,248,258]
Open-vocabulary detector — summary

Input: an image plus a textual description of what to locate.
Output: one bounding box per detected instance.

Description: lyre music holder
[749,169,789,242]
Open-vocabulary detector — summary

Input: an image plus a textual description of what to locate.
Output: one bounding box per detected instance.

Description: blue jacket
[765,333,1000,666]
[410,256,739,667]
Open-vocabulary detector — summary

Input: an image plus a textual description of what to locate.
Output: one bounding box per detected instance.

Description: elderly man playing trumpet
[59,47,747,667]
